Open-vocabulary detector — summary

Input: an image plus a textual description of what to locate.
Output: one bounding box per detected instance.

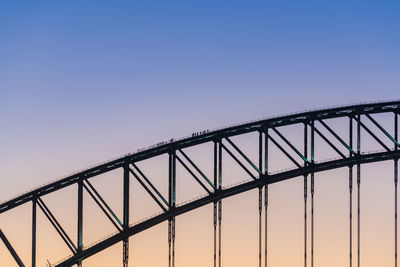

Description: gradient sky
[1,1,400,266]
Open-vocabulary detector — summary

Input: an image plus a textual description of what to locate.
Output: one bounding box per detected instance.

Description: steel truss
[0,101,399,267]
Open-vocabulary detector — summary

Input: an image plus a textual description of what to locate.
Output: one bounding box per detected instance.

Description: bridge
[1,100,399,267]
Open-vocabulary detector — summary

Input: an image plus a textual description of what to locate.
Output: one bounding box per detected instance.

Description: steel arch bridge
[1,100,400,267]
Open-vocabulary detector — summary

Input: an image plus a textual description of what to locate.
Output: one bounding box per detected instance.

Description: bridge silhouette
[1,100,399,267]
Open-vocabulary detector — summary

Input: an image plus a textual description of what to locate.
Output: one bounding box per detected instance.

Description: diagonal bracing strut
[0,229,26,267]
[129,166,168,212]
[221,140,258,180]
[36,198,77,254]
[178,149,215,188]
[82,179,123,231]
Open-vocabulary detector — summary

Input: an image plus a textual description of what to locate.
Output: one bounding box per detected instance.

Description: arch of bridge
[1,100,399,266]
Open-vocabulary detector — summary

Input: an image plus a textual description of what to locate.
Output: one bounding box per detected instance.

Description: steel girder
[1,101,399,214]
[55,150,400,267]
[0,100,399,267]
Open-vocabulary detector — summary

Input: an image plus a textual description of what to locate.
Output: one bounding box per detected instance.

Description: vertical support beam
[258,188,262,267]
[349,117,353,267]
[172,217,176,267]
[396,159,399,267]
[213,140,217,267]
[310,119,314,163]
[218,200,222,267]
[311,120,315,267]
[77,179,83,267]
[219,139,222,189]
[168,151,176,267]
[357,114,361,267]
[172,217,175,267]
[258,130,263,267]
[218,139,222,267]
[169,152,173,205]
[168,220,172,267]
[168,152,172,267]
[304,123,308,163]
[213,202,217,267]
[395,112,398,267]
[172,151,176,267]
[265,128,269,267]
[264,186,268,267]
[32,197,37,267]
[172,151,177,206]
[123,161,130,267]
[304,122,308,267]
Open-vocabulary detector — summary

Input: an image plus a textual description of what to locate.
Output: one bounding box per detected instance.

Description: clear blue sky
[1,0,399,199]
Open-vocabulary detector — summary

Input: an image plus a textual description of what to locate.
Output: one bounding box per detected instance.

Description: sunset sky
[1,1,400,266]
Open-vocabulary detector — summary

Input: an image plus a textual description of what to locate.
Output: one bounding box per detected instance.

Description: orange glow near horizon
[1,136,399,267]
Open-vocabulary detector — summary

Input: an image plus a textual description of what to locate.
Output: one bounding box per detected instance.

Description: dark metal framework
[1,101,399,267]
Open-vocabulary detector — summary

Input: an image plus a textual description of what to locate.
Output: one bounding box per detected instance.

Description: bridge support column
[394,159,399,267]
[304,122,308,267]
[357,162,360,267]
[395,158,398,267]
[258,187,262,267]
[258,130,263,267]
[172,218,176,267]
[123,161,130,267]
[213,138,223,267]
[168,151,176,267]
[395,112,398,267]
[265,128,269,267]
[311,173,314,267]
[123,240,129,267]
[264,185,268,267]
[219,140,223,267]
[304,175,308,267]
[218,200,222,267]
[349,166,353,267]
[213,140,218,267]
[349,116,353,267]
[168,220,172,267]
[77,179,83,267]
[311,119,315,267]
[357,114,361,267]
[32,197,37,267]
[213,202,217,267]
[166,220,176,267]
